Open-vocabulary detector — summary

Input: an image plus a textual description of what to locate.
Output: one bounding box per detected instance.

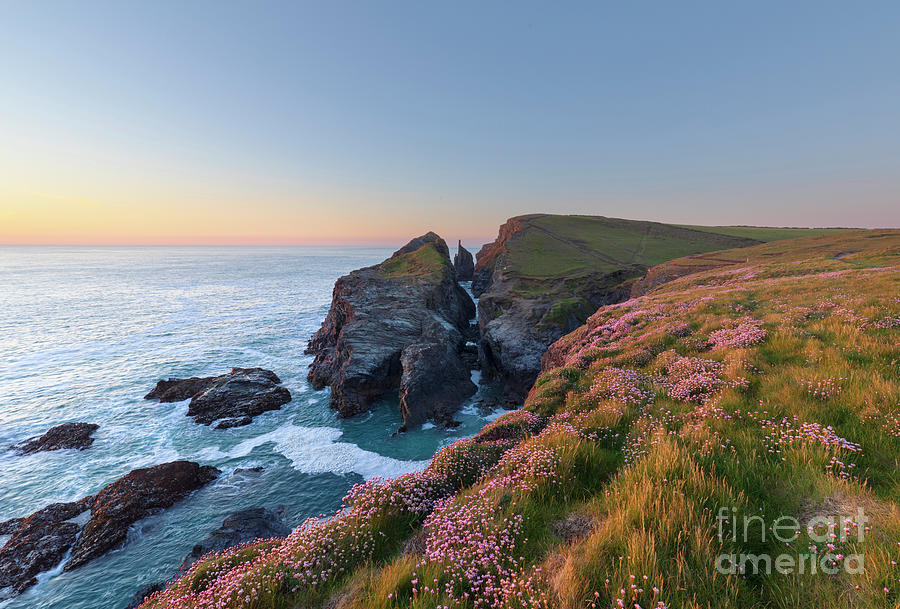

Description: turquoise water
[0,246,499,609]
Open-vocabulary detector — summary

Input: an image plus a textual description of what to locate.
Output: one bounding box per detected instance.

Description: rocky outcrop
[398,318,475,427]
[146,368,292,428]
[145,377,218,402]
[66,461,220,571]
[472,216,529,297]
[0,497,94,599]
[453,241,474,281]
[178,507,289,572]
[0,461,217,599]
[472,215,762,400]
[307,232,476,427]
[10,422,99,455]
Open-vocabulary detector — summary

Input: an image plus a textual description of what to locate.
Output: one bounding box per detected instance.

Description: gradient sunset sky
[2,1,899,245]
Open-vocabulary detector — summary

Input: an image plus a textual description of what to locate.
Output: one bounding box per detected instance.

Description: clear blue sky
[1,1,898,244]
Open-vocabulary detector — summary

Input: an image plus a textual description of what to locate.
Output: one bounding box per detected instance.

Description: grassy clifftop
[140,230,899,609]
[472,214,796,398]
[375,241,449,282]
[475,214,765,285]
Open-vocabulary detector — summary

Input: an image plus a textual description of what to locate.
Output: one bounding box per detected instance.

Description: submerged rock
[124,507,290,608]
[66,461,220,571]
[10,422,99,455]
[146,368,292,428]
[124,582,165,609]
[178,507,290,572]
[307,232,476,427]
[453,240,474,281]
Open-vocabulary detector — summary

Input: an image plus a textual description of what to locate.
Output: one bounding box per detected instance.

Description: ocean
[0,245,499,609]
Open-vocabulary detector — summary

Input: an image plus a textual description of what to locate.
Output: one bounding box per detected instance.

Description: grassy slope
[501,215,761,280]
[676,225,853,243]
[141,231,899,609]
[489,215,763,334]
[375,242,449,282]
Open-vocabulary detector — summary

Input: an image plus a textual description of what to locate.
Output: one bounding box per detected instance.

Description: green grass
[375,242,448,281]
[676,225,853,242]
[501,215,761,280]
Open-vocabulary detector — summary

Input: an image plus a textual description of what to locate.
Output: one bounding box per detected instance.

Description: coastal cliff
[306,232,476,427]
[472,214,761,399]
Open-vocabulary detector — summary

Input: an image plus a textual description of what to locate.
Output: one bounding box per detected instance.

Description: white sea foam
[227,423,428,479]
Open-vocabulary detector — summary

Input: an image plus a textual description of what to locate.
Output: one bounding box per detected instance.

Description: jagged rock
[10,422,99,455]
[65,461,220,571]
[0,519,25,535]
[307,232,476,427]
[178,507,290,572]
[0,497,94,599]
[144,377,217,402]
[0,462,218,599]
[453,240,474,281]
[146,368,291,427]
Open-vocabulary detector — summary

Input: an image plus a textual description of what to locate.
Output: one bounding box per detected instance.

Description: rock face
[66,461,220,571]
[10,422,99,455]
[307,232,477,427]
[453,240,474,281]
[145,368,292,428]
[472,215,762,400]
[0,461,217,599]
[178,507,290,572]
[0,497,94,599]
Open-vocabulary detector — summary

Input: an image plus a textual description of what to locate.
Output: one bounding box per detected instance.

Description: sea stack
[306,232,476,427]
[453,240,474,281]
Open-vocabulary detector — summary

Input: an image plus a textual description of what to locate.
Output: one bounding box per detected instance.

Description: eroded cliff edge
[306,232,476,427]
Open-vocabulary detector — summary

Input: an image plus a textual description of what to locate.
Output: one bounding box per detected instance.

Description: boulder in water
[146,368,291,428]
[10,422,99,455]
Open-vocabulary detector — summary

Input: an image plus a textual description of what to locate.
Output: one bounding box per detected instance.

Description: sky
[1,1,899,246]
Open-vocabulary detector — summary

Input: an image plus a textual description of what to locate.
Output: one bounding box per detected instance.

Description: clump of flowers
[757,413,861,478]
[415,441,565,608]
[666,322,692,337]
[708,317,767,349]
[475,410,545,443]
[656,352,726,404]
[873,315,900,329]
[589,367,654,405]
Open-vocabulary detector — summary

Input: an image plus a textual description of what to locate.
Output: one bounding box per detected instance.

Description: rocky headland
[306,232,476,427]
[471,214,761,399]
[145,368,291,428]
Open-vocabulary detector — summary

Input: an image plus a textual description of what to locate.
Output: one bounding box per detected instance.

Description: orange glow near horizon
[0,190,497,246]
